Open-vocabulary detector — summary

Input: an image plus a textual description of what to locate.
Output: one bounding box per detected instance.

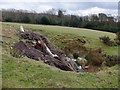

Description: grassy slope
[2,22,119,88]
[2,53,118,88]
[3,22,118,55]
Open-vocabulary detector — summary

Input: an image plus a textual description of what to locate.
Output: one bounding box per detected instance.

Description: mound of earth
[14,30,76,71]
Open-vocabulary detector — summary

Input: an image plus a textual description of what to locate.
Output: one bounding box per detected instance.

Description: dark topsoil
[14,30,74,71]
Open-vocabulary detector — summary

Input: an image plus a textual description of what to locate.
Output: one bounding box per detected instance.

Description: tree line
[1,9,119,33]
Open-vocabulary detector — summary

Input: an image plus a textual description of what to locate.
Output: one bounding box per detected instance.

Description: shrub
[116,32,120,41]
[64,40,86,58]
[54,34,87,58]
[86,48,105,66]
[99,36,115,46]
[116,32,120,45]
[105,55,119,67]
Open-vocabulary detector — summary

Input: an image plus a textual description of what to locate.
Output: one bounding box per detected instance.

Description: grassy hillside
[2,53,118,88]
[2,22,118,55]
[1,22,119,88]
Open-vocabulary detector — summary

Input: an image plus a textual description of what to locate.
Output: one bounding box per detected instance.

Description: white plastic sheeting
[66,57,84,72]
[20,26,24,32]
[44,43,58,58]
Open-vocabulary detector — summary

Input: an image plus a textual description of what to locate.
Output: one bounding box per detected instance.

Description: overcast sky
[0,0,119,16]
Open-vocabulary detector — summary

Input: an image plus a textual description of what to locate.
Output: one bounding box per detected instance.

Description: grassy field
[1,22,119,88]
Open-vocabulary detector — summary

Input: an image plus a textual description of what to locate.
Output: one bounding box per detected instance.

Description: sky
[0,0,119,16]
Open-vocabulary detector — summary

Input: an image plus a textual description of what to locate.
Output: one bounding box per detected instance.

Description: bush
[54,34,87,58]
[99,36,116,46]
[105,55,119,67]
[116,32,120,41]
[86,48,105,66]
[116,32,120,45]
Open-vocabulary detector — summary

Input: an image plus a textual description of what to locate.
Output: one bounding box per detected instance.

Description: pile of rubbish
[13,26,86,72]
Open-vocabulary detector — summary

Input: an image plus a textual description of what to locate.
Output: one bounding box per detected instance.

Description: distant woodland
[1,9,119,33]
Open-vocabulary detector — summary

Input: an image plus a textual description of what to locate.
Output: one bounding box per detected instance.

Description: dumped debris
[20,26,25,32]
[14,27,80,71]
[12,26,106,73]
[76,57,88,69]
[66,57,85,72]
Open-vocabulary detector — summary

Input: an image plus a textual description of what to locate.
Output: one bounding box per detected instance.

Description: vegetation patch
[99,36,117,46]
[53,34,87,57]
[105,55,119,67]
[99,32,120,46]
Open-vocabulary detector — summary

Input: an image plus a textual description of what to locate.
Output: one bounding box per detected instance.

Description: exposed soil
[14,30,75,71]
[12,30,108,73]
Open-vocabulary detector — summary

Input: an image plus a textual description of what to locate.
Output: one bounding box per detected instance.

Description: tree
[36,16,41,24]
[2,8,118,33]
[46,8,57,25]
[58,9,66,17]
[21,15,31,23]
[99,13,107,22]
[90,15,99,22]
[58,10,63,17]
[46,8,56,15]
[5,17,13,22]
[40,16,50,25]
